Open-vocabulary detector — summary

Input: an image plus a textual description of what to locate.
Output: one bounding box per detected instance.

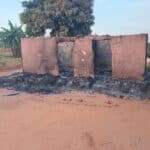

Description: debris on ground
[3,92,20,97]
[0,70,149,99]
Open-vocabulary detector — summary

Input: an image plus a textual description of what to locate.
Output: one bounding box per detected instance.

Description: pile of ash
[0,71,149,99]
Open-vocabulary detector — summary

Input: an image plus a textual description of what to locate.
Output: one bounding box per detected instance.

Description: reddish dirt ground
[0,52,21,72]
[0,69,150,150]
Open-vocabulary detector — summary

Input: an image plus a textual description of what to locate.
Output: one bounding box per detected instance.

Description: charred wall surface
[73,37,94,78]
[21,34,148,80]
[57,42,74,72]
[93,35,112,70]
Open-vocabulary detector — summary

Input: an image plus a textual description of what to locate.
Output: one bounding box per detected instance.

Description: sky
[0,0,150,38]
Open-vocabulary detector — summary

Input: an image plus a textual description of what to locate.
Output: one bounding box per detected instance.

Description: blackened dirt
[0,70,150,99]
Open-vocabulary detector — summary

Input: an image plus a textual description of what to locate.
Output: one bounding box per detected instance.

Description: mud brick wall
[73,37,94,78]
[57,36,112,72]
[111,34,148,80]
[21,34,148,79]
[21,37,59,76]
[57,42,74,72]
[93,35,112,69]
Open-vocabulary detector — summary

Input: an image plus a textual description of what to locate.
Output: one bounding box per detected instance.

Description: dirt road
[0,87,150,150]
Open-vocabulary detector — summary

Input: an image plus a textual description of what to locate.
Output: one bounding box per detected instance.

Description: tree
[0,21,25,57]
[20,0,95,37]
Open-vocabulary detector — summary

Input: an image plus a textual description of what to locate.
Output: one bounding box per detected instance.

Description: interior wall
[57,42,74,72]
[93,35,112,71]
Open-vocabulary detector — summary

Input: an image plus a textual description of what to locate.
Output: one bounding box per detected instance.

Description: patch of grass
[0,61,6,66]
[0,53,13,58]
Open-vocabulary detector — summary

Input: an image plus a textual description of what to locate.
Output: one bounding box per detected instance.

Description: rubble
[0,70,149,99]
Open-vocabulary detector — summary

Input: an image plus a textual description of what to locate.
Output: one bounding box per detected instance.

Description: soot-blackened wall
[21,34,148,80]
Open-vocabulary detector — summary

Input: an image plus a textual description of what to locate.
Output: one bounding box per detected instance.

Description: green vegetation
[147,43,150,71]
[0,20,25,58]
[20,0,94,37]
[148,43,150,58]
[0,52,13,58]
[0,61,6,67]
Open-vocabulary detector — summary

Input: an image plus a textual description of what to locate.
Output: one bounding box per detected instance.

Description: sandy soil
[0,70,150,150]
[0,69,22,77]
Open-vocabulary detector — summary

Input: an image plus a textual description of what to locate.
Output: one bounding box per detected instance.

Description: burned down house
[0,34,149,99]
[21,34,148,80]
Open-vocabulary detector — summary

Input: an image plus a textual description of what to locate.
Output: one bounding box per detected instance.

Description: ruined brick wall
[73,37,94,77]
[93,35,112,70]
[111,34,148,80]
[21,37,95,77]
[21,34,148,79]
[57,42,74,72]
[21,37,59,76]
[56,35,112,72]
